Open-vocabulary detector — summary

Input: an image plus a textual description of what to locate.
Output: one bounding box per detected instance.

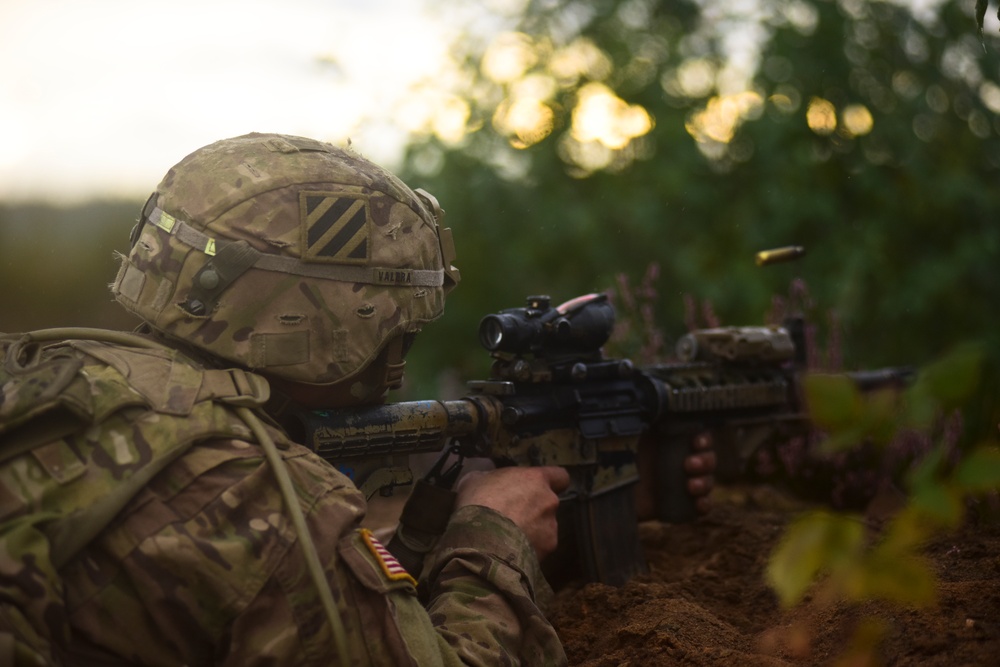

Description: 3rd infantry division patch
[300,192,371,264]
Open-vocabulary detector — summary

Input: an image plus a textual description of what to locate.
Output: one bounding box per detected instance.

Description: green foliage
[805,342,987,451]
[908,342,985,415]
[767,510,866,607]
[768,504,939,611]
[396,0,1000,414]
[954,446,1000,491]
[603,263,667,365]
[804,374,902,451]
[0,201,139,333]
[770,343,1000,630]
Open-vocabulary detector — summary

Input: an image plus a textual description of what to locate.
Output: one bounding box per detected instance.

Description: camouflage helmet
[112,132,460,385]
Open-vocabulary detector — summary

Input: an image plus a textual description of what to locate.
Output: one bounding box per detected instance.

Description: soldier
[0,133,714,666]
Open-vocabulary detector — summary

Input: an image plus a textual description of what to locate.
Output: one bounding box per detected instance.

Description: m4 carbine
[290,293,911,586]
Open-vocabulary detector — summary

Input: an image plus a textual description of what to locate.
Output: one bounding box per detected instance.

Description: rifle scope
[478,293,615,356]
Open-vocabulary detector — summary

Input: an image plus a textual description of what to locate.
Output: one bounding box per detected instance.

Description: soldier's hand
[684,432,716,515]
[454,466,570,560]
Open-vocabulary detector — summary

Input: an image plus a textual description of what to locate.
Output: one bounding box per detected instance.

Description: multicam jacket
[0,333,567,666]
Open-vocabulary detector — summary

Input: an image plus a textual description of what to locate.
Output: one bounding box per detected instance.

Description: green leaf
[834,508,939,606]
[818,427,875,454]
[813,381,906,453]
[861,552,937,606]
[767,511,865,608]
[954,447,1000,492]
[880,507,934,555]
[908,445,946,491]
[805,374,863,432]
[858,387,908,447]
[911,482,964,526]
[902,390,939,432]
[909,343,985,412]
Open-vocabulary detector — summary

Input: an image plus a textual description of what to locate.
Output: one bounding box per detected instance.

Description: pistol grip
[653,424,701,524]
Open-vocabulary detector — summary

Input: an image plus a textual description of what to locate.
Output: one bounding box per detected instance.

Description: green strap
[187,241,260,313]
[235,407,350,666]
[11,328,174,352]
[148,206,445,287]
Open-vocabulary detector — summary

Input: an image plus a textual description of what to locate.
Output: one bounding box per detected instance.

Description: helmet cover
[112,132,459,385]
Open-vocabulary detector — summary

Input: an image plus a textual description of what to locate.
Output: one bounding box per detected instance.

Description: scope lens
[479,315,505,351]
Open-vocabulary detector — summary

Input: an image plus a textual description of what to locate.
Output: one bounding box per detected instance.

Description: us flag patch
[360,529,417,586]
[300,192,371,264]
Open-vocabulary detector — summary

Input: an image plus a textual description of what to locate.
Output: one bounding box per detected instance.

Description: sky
[1,0,985,204]
[0,0,492,203]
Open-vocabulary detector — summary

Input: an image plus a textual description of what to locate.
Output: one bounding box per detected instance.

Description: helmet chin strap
[382,333,407,392]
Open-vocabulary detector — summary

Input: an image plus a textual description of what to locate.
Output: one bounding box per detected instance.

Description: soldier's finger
[538,466,571,493]
[687,475,714,496]
[684,451,717,474]
[694,432,713,450]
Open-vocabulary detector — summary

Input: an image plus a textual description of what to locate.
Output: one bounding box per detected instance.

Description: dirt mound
[549,486,1000,666]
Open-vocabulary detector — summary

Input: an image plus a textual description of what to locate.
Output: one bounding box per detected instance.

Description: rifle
[288,292,913,586]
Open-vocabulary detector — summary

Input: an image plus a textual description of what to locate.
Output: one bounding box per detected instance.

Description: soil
[548,484,1000,666]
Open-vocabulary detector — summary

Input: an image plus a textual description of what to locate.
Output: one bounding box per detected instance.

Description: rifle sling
[387,478,456,577]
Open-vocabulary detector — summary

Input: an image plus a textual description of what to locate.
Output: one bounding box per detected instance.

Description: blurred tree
[397,0,1000,432]
[0,201,139,332]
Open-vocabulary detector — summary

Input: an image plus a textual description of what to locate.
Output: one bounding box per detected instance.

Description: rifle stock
[293,293,912,586]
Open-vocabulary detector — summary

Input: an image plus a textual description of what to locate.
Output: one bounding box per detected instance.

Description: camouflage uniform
[0,133,568,665]
[0,335,566,666]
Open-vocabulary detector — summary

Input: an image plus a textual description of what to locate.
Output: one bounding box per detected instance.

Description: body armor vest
[0,330,277,666]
